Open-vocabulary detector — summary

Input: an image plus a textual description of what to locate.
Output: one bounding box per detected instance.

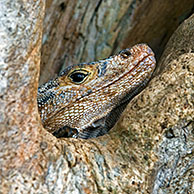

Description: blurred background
[40,0,194,85]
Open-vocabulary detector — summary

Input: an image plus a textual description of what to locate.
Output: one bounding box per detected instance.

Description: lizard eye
[69,70,90,84]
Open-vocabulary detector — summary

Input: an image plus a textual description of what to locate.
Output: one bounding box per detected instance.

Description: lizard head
[38,44,156,139]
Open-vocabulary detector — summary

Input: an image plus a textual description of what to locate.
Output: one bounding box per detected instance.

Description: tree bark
[40,0,194,85]
[0,0,46,192]
[0,0,194,193]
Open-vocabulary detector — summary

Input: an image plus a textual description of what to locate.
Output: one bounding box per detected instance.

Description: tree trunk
[40,0,194,85]
[0,0,46,192]
[0,0,194,193]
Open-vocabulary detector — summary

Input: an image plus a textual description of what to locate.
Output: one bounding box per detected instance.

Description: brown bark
[0,0,46,192]
[0,0,194,193]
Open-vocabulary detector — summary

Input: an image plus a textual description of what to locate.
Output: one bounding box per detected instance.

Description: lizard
[37,44,156,139]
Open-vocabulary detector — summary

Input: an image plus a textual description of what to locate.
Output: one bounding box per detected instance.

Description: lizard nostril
[119,49,131,59]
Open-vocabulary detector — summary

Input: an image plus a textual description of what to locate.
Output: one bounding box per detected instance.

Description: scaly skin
[37,44,156,139]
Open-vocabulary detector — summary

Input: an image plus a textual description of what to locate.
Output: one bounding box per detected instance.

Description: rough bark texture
[0,0,46,193]
[40,0,194,85]
[0,0,194,194]
[118,14,194,193]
